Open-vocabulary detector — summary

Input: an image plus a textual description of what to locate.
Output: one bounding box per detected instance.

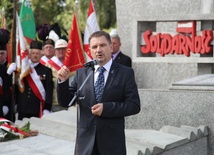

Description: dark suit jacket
[2,60,8,68]
[16,63,53,115]
[58,62,140,155]
[114,51,132,67]
[0,65,10,117]
[2,61,15,121]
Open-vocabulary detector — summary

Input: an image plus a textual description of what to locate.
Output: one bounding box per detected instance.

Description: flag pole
[91,0,96,12]
[1,7,5,28]
[10,0,17,122]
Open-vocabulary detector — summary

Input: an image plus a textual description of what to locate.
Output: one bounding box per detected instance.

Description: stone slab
[0,134,74,155]
[172,74,214,86]
[29,117,76,141]
[126,129,189,152]
[180,125,204,139]
[170,74,214,90]
[160,125,197,141]
[42,107,77,127]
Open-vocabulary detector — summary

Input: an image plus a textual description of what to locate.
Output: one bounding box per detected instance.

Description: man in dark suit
[57,31,140,155]
[0,29,12,120]
[0,29,10,68]
[0,64,10,118]
[7,41,53,120]
[110,29,132,67]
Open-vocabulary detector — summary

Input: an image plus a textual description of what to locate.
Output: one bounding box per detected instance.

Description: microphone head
[84,59,99,67]
[93,59,98,65]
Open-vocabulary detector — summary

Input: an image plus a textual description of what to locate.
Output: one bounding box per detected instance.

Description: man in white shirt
[46,39,68,111]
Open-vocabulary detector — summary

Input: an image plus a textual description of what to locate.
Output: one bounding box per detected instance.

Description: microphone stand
[68,65,95,155]
[68,66,95,107]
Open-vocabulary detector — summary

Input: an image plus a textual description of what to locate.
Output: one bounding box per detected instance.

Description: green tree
[78,0,116,32]
[0,0,19,30]
[0,0,116,34]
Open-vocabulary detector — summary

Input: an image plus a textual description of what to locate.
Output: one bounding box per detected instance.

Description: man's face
[0,50,7,64]
[90,36,113,66]
[29,49,42,63]
[42,44,55,59]
[111,37,121,54]
[55,48,66,61]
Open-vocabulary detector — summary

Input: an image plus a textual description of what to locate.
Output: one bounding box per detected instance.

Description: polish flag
[176,21,196,35]
[83,0,100,61]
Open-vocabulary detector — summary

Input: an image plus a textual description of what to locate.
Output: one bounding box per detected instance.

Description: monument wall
[116,0,214,89]
[116,0,214,154]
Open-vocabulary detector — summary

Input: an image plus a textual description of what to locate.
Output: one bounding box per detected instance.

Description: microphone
[84,59,98,67]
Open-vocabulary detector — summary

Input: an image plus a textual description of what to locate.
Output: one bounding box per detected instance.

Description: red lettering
[171,34,179,54]
[150,35,157,52]
[204,30,213,53]
[194,36,202,53]
[185,36,194,53]
[161,34,172,56]
[156,33,162,54]
[141,30,152,54]
[141,29,213,56]
[200,31,207,54]
[179,35,190,56]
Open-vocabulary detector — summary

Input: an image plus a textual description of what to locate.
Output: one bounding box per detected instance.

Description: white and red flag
[176,21,196,36]
[16,12,31,92]
[83,0,100,61]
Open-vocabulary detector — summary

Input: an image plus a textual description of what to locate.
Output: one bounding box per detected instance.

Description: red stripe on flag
[88,0,95,16]
[176,21,196,35]
[83,0,100,61]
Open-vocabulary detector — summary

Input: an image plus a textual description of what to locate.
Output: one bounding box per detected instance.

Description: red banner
[63,13,85,74]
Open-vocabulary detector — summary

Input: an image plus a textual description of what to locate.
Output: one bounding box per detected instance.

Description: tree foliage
[0,0,116,35]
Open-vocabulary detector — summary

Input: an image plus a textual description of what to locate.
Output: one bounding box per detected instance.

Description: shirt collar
[29,60,40,68]
[94,59,113,73]
[112,51,121,60]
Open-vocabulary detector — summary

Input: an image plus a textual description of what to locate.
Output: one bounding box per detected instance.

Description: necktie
[94,67,105,102]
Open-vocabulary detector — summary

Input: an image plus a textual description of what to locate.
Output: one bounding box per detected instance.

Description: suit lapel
[103,62,119,94]
[115,52,123,62]
[86,68,96,104]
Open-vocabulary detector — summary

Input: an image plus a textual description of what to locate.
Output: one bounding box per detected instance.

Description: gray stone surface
[173,74,214,86]
[116,0,214,89]
[160,126,197,141]
[125,89,214,155]
[126,129,189,150]
[159,137,208,155]
[0,106,208,155]
[170,74,214,90]
[0,134,75,155]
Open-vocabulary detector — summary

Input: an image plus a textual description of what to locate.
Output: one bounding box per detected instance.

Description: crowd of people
[0,28,134,118]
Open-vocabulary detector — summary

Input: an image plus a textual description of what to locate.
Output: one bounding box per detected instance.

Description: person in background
[40,38,55,65]
[0,48,8,67]
[57,31,140,155]
[109,29,132,67]
[0,64,10,119]
[0,29,10,68]
[0,29,13,121]
[7,41,53,120]
[46,39,68,111]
